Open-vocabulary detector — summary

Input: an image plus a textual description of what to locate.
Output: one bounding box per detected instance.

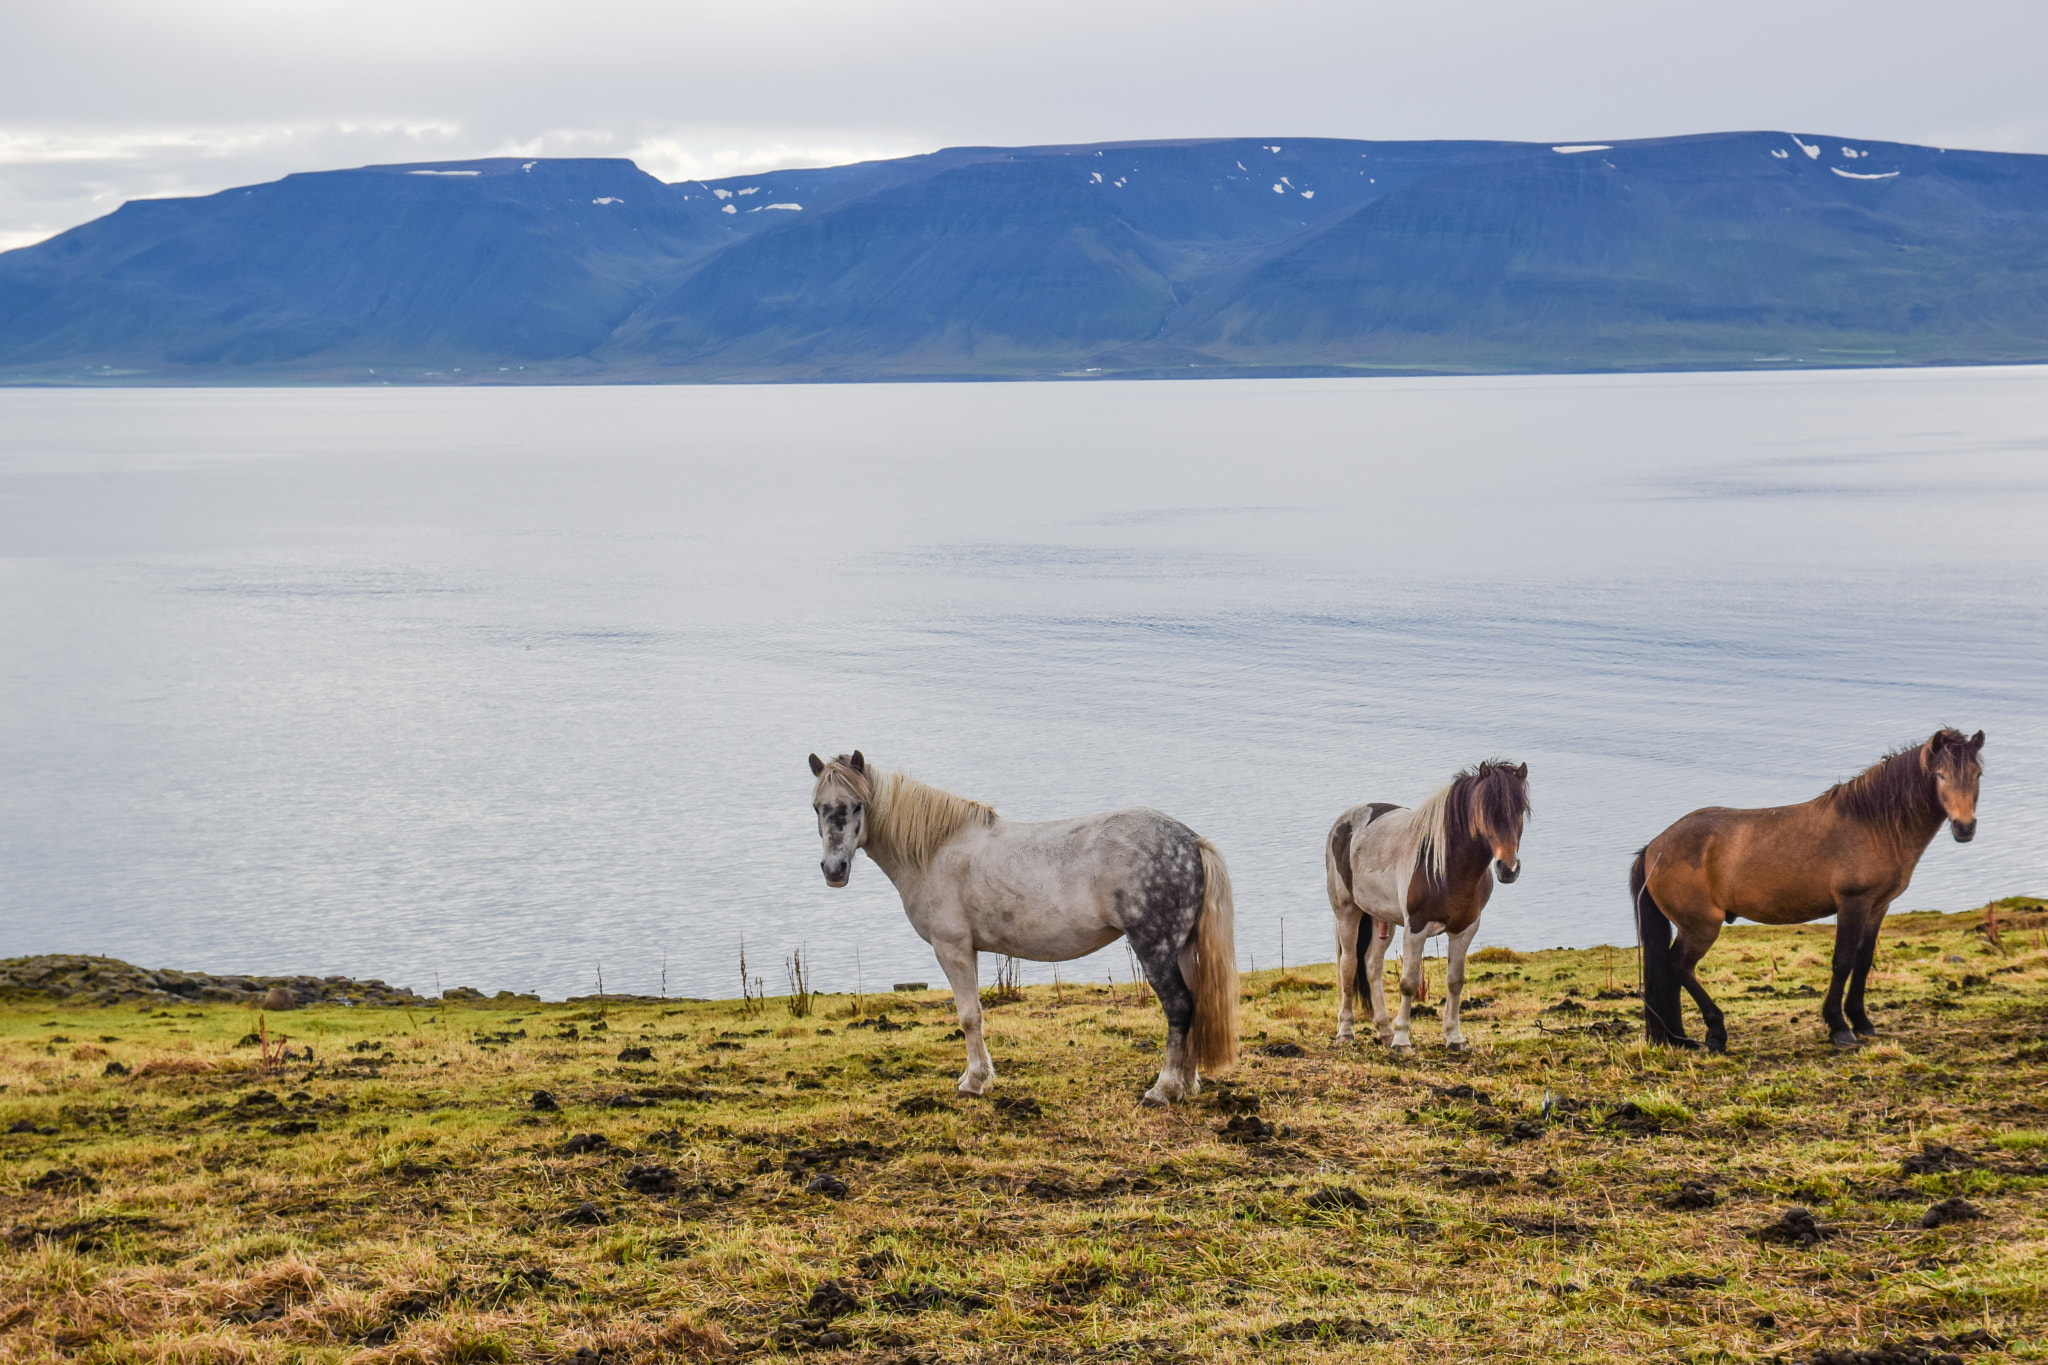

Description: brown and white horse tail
[1187,838,1241,1073]
[1632,848,1683,1045]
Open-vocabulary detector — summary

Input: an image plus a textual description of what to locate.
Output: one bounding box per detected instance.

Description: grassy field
[2,903,2044,1365]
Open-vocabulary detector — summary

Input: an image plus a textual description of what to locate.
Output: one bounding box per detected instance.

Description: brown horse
[1633,728,1984,1052]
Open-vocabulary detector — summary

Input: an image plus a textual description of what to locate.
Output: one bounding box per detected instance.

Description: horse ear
[1929,731,1948,752]
[1516,763,1528,780]
[850,750,866,774]
[1969,730,1985,750]
[808,754,825,777]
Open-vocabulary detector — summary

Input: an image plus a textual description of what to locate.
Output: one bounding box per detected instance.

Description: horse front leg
[1825,898,1877,1049]
[1333,907,1362,1043]
[1845,903,1888,1040]
[1443,922,1480,1050]
[1391,924,1428,1050]
[1365,919,1395,1045]
[933,940,994,1095]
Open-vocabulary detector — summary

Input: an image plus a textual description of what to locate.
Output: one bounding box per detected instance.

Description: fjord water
[2,370,2044,1001]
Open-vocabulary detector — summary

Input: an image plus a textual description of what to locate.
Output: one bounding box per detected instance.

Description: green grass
[1,904,2044,1363]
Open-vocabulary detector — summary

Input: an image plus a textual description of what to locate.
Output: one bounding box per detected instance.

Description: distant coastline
[5,131,2045,386]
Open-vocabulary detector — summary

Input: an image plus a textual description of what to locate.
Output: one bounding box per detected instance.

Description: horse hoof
[1139,1093,1169,1109]
[1445,1040,1469,1053]
[1706,1036,1727,1055]
[1830,1031,1862,1051]
[1663,1037,1703,1052]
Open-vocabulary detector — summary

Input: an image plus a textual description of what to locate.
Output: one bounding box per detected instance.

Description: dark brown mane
[1446,760,1531,857]
[1825,731,1974,835]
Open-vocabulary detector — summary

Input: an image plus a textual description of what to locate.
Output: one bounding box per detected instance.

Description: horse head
[1926,729,1985,842]
[1473,761,1531,883]
[808,750,872,885]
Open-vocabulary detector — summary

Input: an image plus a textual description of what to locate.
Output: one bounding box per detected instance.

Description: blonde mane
[1411,780,1456,887]
[812,757,996,873]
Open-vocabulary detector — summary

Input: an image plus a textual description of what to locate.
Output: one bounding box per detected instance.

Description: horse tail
[1633,848,1682,1044]
[1188,838,1241,1073]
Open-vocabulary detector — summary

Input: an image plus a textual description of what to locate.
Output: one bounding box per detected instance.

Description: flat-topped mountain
[3,132,2045,383]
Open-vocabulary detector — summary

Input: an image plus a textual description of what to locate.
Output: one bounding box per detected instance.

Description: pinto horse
[1634,728,1984,1052]
[1325,761,1530,1049]
[808,751,1238,1105]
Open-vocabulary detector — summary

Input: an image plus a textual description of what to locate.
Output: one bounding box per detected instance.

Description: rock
[261,986,297,1011]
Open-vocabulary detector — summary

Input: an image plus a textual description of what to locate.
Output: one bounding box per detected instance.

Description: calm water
[3,370,2045,1000]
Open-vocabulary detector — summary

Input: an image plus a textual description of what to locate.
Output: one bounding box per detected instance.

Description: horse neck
[1897,765,1949,852]
[1443,819,1497,887]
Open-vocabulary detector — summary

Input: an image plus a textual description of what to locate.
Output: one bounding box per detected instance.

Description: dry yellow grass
[2,904,2043,1364]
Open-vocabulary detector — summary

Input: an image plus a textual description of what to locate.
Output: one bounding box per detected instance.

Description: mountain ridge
[3,131,2045,384]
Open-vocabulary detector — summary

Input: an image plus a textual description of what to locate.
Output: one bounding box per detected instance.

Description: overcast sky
[3,0,2045,251]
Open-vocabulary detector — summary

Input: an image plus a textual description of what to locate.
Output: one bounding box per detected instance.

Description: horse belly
[954,862,1125,962]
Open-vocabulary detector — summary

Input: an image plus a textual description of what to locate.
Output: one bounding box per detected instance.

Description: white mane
[1410,779,1456,887]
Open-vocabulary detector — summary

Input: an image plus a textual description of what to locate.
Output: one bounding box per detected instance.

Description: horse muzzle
[1495,858,1521,884]
[821,859,851,887]
[1950,819,1976,843]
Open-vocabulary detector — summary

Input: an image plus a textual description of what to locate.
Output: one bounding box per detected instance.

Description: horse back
[1644,799,1911,925]
[1330,802,1418,923]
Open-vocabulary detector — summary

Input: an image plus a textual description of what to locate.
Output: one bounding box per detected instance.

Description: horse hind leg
[1365,920,1395,1046]
[1333,908,1363,1043]
[1141,945,1198,1107]
[1669,927,1727,1054]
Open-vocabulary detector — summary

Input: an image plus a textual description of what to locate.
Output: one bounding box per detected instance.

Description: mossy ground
[2,904,2044,1364]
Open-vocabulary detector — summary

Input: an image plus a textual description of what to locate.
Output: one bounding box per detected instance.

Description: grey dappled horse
[808,752,1238,1106]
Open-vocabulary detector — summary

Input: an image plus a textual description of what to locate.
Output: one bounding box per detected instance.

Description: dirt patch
[992,1095,1043,1120]
[1919,1197,1986,1228]
[1900,1143,1981,1175]
[1629,1271,1726,1297]
[622,1163,679,1194]
[1251,1317,1392,1343]
[895,1096,949,1116]
[1808,1329,2003,1364]
[1660,1180,1719,1210]
[1256,1041,1306,1058]
[26,1168,98,1194]
[1302,1185,1370,1213]
[1756,1206,1834,1246]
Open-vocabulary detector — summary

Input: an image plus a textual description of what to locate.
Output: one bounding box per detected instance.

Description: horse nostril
[1952,819,1977,843]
